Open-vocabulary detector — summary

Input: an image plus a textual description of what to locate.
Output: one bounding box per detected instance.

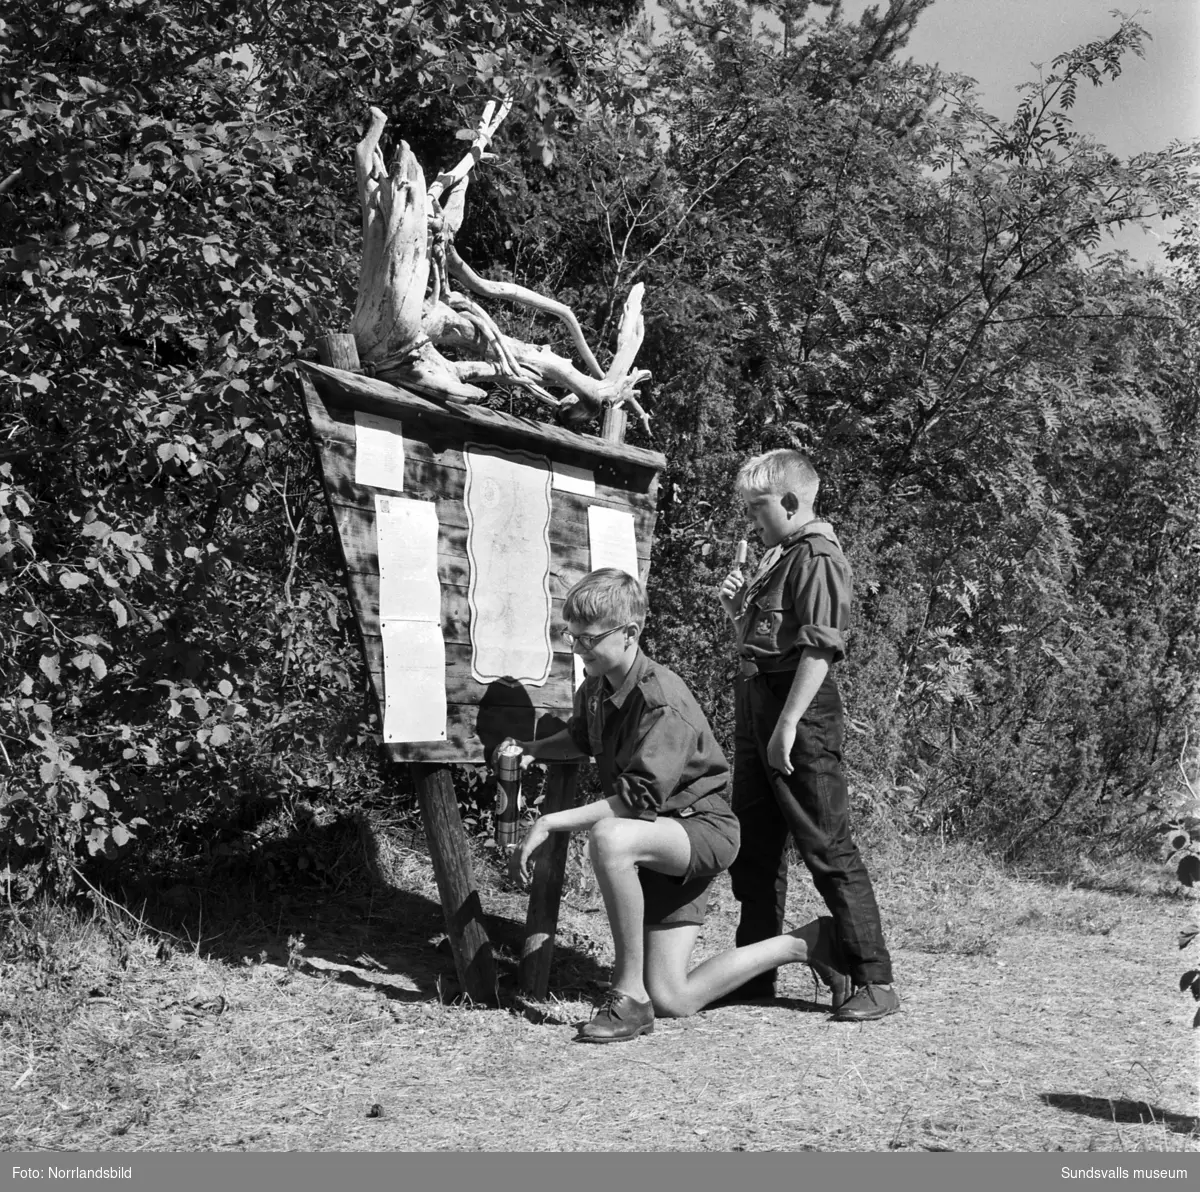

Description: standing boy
[717,449,898,1021]
[508,567,843,1042]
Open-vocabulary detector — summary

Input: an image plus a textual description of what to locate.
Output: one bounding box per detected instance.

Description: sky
[903,0,1200,154]
[902,0,1200,262]
[907,0,1200,262]
[644,0,1199,263]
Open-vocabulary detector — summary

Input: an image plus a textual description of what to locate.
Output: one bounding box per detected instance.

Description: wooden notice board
[297,360,666,764]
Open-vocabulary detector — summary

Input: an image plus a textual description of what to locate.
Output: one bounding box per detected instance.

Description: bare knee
[645,978,699,1020]
[648,991,693,1019]
[587,818,634,868]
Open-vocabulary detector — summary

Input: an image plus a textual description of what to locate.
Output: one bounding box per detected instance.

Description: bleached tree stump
[348,102,652,435]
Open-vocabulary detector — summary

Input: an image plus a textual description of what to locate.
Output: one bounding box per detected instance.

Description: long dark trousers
[730,670,893,986]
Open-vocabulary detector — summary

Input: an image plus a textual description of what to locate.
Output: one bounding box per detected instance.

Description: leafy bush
[0,0,635,896]
[2,0,1198,902]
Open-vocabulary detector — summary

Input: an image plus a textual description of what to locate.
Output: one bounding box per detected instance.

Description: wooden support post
[518,763,585,997]
[317,331,361,371]
[410,762,497,1003]
[601,404,627,444]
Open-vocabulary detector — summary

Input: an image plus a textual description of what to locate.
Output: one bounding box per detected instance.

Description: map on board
[464,444,553,687]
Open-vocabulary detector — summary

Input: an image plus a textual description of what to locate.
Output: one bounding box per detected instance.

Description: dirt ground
[0,825,1197,1153]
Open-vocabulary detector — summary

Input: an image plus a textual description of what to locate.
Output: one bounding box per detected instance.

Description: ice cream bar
[735,539,748,568]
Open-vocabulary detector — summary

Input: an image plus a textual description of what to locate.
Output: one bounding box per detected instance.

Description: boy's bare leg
[587,816,692,1001]
[644,918,826,1018]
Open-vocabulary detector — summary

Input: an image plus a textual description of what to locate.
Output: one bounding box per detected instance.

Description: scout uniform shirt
[566,648,730,820]
[734,521,852,672]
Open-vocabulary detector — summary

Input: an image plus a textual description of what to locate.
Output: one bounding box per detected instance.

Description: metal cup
[495,738,523,784]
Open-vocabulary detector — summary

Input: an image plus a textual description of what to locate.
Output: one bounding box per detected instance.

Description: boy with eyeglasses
[505,567,842,1043]
[717,448,898,1021]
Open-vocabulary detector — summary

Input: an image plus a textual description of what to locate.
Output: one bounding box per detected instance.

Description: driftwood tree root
[348,104,651,433]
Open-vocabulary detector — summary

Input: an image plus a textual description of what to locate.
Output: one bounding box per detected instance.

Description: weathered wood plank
[327,499,654,581]
[299,361,666,476]
[360,635,576,706]
[340,556,642,657]
[341,572,571,643]
[334,525,642,607]
[360,634,577,763]
[380,699,576,764]
[310,429,659,512]
[330,492,658,556]
[323,470,659,537]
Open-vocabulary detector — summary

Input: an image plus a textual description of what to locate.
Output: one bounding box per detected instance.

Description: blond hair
[563,568,647,630]
[735,448,819,503]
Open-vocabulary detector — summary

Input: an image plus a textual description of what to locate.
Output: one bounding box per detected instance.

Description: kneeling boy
[508,568,841,1043]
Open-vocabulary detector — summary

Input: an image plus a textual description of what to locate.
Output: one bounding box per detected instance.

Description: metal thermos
[494,738,524,848]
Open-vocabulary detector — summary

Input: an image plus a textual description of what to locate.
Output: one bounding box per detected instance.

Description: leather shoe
[577,989,655,1043]
[833,982,900,1022]
[807,916,851,1012]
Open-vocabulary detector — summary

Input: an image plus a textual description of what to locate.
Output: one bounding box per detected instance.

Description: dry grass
[0,815,1197,1153]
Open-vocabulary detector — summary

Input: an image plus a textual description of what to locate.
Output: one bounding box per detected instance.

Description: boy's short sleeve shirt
[566,649,730,820]
[735,522,852,668]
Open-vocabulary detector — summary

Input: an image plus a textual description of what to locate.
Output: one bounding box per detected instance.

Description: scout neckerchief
[741,520,839,607]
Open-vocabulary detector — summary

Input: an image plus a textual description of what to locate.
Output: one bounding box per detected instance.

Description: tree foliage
[539,3,1200,858]
[0,0,644,893]
[2,0,1198,898]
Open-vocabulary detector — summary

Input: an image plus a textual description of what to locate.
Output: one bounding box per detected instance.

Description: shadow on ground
[699,990,834,1015]
[1041,1093,1199,1136]
[108,810,613,1008]
[133,884,613,1007]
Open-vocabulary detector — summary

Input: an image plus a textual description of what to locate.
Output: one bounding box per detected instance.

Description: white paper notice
[375,495,441,623]
[552,461,596,497]
[464,445,553,686]
[354,411,405,490]
[373,495,446,743]
[587,505,639,579]
[580,505,641,690]
[381,621,447,742]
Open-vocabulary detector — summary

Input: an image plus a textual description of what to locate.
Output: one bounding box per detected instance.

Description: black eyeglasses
[563,625,628,650]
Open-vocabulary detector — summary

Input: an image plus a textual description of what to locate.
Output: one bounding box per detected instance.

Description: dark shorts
[639,793,741,927]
